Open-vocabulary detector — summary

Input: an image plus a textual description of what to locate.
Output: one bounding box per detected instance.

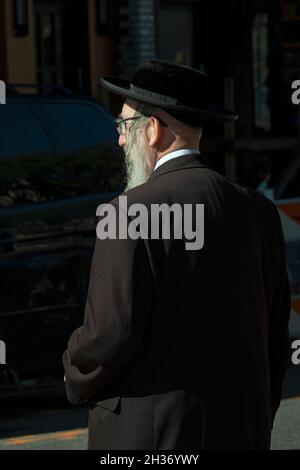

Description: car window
[30,102,118,153]
[30,101,124,196]
[0,103,53,157]
[0,102,57,207]
[0,101,124,207]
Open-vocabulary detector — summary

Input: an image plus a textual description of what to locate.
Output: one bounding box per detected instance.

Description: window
[158,4,194,65]
[252,13,271,133]
[30,102,118,153]
[0,103,57,207]
[0,103,53,157]
[0,101,124,207]
[30,101,124,197]
[280,1,300,134]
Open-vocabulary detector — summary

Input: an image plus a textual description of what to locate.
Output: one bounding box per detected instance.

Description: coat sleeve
[268,206,291,424]
[62,203,154,405]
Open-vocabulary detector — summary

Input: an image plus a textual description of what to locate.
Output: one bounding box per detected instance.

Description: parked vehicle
[257,149,300,339]
[0,88,124,382]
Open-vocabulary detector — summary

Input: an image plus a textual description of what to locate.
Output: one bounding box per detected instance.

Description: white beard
[124,128,153,191]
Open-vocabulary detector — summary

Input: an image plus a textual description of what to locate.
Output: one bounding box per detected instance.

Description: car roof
[5,93,116,124]
[5,84,109,106]
[6,94,103,105]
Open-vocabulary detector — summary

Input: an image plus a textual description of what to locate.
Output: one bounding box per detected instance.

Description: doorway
[34,0,90,95]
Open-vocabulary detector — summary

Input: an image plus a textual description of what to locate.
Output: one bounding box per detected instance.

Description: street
[0,365,299,450]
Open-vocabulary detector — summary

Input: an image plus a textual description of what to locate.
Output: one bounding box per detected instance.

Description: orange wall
[0,0,7,80]
[87,0,117,105]
[1,0,117,101]
[4,0,37,87]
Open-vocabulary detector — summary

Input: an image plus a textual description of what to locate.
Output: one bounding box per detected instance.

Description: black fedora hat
[100,59,238,125]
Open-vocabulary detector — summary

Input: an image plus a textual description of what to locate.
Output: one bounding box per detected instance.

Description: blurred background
[2,0,300,185]
[0,0,300,450]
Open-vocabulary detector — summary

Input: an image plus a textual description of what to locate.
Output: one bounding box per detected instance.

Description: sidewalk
[0,365,299,450]
[271,397,300,449]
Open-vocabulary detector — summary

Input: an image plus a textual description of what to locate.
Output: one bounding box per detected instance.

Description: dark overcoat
[63,153,291,450]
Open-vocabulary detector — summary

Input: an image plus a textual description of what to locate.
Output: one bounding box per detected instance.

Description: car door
[273,155,300,338]
[0,98,123,378]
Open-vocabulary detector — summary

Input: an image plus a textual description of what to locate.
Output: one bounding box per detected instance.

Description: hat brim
[100,76,238,123]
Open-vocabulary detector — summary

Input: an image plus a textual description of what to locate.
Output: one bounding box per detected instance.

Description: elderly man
[63,59,291,450]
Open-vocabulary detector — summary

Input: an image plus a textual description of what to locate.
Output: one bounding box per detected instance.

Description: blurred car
[257,149,300,339]
[0,87,124,383]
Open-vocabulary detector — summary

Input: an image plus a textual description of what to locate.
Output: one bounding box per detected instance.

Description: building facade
[0,0,300,188]
[0,0,117,98]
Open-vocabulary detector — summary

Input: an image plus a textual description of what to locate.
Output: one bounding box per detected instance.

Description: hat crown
[131,59,211,108]
[100,58,238,123]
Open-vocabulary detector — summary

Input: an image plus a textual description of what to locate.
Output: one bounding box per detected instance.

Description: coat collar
[148,152,211,182]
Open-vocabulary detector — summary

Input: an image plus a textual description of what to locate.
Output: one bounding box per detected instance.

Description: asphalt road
[0,365,299,451]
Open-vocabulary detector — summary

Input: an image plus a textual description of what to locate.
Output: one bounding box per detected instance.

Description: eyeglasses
[115,114,167,135]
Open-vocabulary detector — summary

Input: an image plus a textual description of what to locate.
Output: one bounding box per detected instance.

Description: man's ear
[147,117,160,146]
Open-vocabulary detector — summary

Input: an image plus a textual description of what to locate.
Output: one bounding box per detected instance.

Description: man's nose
[118,134,126,146]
